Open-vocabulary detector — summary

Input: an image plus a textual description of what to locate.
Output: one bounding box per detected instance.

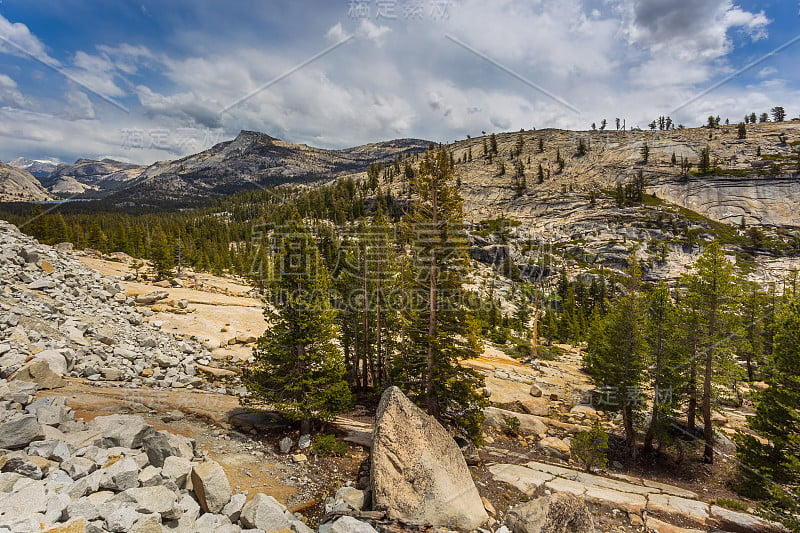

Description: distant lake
[32,199,96,204]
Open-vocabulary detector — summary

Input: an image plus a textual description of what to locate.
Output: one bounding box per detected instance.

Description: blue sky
[0,0,798,165]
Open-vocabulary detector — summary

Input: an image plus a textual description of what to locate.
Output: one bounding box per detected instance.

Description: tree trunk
[702,345,714,463]
[687,362,697,432]
[362,261,370,391]
[622,402,636,451]
[530,296,540,359]
[643,402,657,455]
[425,183,439,418]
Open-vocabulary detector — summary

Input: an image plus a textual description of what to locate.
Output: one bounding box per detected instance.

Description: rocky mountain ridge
[111,131,431,205]
[442,121,800,228]
[0,162,52,202]
[7,157,60,179]
[42,159,146,198]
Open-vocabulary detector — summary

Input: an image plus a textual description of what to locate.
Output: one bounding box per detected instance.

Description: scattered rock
[279,436,293,454]
[0,414,44,449]
[191,460,232,513]
[135,291,169,305]
[319,516,377,533]
[538,436,571,460]
[11,359,65,389]
[506,493,594,533]
[240,493,290,531]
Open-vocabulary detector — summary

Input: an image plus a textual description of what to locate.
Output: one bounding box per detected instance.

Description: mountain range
[2,123,799,232]
[3,131,431,204]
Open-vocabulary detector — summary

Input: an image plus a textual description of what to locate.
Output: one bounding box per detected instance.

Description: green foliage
[243,215,352,427]
[576,137,587,157]
[570,421,609,472]
[585,256,647,447]
[738,122,747,139]
[683,241,742,463]
[503,415,521,437]
[395,147,488,442]
[312,434,348,456]
[714,499,748,512]
[698,146,712,175]
[643,282,689,454]
[332,204,400,393]
[771,106,786,122]
[735,293,800,524]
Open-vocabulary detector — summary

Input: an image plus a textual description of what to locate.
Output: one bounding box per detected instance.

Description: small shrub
[504,415,521,437]
[570,421,609,472]
[715,498,748,512]
[312,434,348,456]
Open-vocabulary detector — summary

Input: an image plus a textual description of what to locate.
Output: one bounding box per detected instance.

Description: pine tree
[771,106,786,122]
[740,281,769,382]
[334,204,399,392]
[735,293,800,527]
[396,147,488,441]
[489,133,498,154]
[244,215,352,432]
[148,225,174,279]
[738,122,747,139]
[643,282,688,454]
[698,147,712,175]
[586,256,648,449]
[682,241,741,463]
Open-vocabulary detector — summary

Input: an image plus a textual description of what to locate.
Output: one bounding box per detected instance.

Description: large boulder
[483,406,547,436]
[370,386,488,530]
[506,493,595,533]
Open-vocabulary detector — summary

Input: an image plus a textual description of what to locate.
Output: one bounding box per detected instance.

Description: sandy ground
[78,255,267,362]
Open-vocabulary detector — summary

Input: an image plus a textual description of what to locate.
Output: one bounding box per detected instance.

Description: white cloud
[325,23,351,43]
[621,0,770,60]
[63,89,96,120]
[357,20,391,46]
[758,66,777,78]
[1,0,796,165]
[0,14,58,65]
[0,74,27,107]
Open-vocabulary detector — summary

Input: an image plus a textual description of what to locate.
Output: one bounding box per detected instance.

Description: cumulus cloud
[0,0,796,164]
[0,14,58,65]
[622,0,769,60]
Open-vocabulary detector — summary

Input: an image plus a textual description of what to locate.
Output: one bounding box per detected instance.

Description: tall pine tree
[244,215,352,433]
[396,147,488,441]
[682,241,741,463]
[586,256,647,449]
[736,293,800,528]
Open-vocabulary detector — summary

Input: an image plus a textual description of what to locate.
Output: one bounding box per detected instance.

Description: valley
[1,120,799,533]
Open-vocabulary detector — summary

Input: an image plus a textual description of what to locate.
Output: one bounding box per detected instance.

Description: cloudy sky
[0,0,797,164]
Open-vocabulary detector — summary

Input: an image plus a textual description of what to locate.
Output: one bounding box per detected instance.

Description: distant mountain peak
[231,130,280,147]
